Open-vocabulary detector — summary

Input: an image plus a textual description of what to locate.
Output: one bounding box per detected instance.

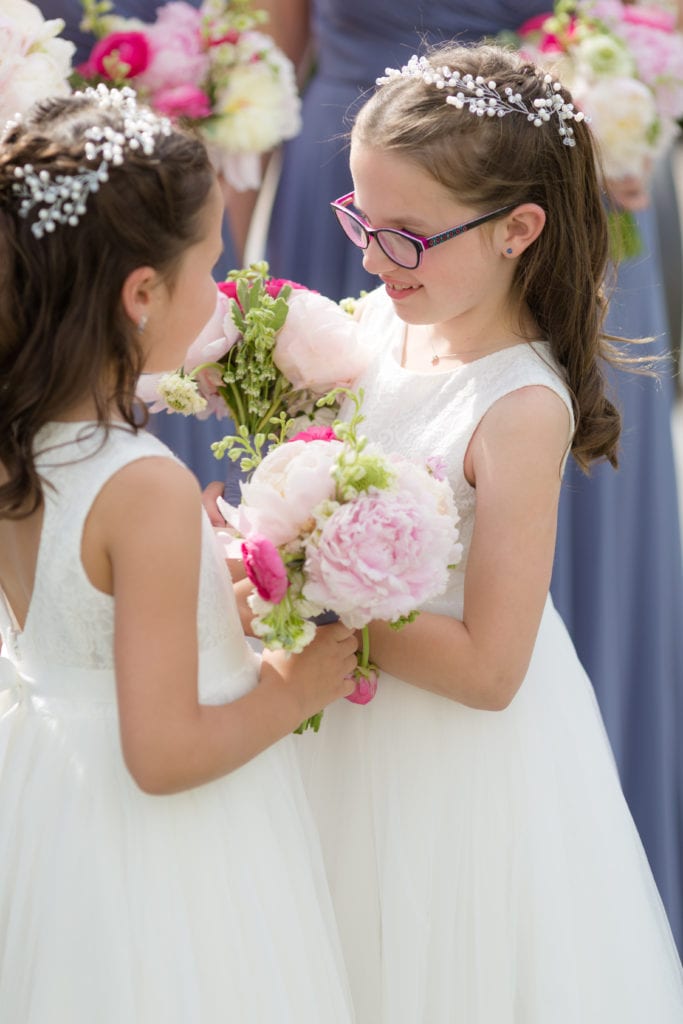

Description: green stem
[359,624,370,671]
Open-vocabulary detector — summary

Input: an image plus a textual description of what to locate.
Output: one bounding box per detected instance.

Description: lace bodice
[353,287,574,616]
[0,423,257,703]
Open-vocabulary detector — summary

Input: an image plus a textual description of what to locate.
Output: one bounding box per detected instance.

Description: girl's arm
[87,457,356,794]
[366,385,572,711]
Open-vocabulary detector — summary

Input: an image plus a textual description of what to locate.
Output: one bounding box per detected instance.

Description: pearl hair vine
[7,84,173,239]
[376,55,585,147]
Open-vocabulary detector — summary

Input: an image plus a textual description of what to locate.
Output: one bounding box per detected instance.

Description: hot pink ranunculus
[152,83,211,119]
[242,535,289,603]
[516,13,553,36]
[288,425,339,444]
[265,278,310,298]
[344,668,378,705]
[82,31,151,78]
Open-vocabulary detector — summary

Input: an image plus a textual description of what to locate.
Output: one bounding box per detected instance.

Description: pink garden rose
[273,290,368,394]
[152,83,211,118]
[242,535,289,603]
[136,1,209,93]
[81,31,151,78]
[303,489,460,629]
[236,439,342,546]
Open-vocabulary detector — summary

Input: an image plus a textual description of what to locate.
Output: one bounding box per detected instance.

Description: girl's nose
[361,235,395,275]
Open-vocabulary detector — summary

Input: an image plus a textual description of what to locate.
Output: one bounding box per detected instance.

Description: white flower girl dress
[0,422,353,1023]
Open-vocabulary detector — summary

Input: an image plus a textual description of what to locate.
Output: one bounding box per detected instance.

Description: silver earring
[137,314,148,334]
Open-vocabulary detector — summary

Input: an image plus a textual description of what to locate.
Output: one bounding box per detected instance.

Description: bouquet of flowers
[138,262,369,479]
[76,0,300,189]
[216,390,463,731]
[0,0,75,126]
[505,0,683,255]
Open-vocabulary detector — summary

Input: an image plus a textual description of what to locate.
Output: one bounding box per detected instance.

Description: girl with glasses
[296,42,683,1022]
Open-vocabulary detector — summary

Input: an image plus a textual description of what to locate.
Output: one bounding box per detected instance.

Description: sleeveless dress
[296,287,683,1023]
[0,423,353,1023]
[265,0,683,953]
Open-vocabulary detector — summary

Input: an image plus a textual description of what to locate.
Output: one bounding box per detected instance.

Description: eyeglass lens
[334,207,420,269]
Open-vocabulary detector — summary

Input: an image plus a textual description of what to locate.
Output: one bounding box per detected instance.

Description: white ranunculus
[573,75,657,178]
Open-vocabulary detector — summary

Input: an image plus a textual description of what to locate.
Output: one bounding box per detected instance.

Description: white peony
[572,75,658,178]
[235,439,343,547]
[0,0,74,125]
[273,290,369,394]
[205,31,301,153]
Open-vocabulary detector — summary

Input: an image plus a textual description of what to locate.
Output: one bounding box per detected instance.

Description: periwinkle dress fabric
[264,0,683,955]
[37,0,240,489]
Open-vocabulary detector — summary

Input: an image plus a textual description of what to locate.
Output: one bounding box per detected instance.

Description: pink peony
[182,289,239,416]
[135,1,209,92]
[237,439,342,546]
[517,13,553,35]
[288,426,339,444]
[242,535,289,603]
[273,290,368,394]
[344,668,378,705]
[303,489,459,629]
[81,31,151,78]
[152,83,211,118]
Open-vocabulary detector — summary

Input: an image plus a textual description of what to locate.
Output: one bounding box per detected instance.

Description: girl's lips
[383,279,420,300]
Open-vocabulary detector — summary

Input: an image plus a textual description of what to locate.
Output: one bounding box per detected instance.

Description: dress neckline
[393,323,547,377]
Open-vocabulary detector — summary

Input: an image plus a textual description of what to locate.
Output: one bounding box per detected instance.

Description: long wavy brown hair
[353,43,625,472]
[0,91,215,519]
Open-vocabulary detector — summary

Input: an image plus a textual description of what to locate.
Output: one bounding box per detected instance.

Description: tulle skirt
[0,663,353,1023]
[297,596,683,1023]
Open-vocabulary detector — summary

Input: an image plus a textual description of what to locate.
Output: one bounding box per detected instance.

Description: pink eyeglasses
[330,191,516,269]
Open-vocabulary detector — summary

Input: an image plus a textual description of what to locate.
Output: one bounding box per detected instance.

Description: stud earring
[505,248,513,256]
[137,314,148,334]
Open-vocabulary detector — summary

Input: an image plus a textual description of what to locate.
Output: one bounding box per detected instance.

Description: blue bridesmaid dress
[265,0,683,954]
[39,0,239,488]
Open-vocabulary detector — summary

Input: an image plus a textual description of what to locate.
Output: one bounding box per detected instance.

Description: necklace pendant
[431,353,439,366]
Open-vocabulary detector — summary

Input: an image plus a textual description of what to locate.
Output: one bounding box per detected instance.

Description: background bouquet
[217,390,463,731]
[76,0,300,189]
[505,0,683,255]
[138,262,368,483]
[0,0,75,126]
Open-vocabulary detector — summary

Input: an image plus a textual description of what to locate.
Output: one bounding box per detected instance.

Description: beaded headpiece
[376,55,585,147]
[5,84,173,239]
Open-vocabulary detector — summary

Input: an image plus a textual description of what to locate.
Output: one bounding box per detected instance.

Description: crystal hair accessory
[376,55,585,147]
[11,84,173,239]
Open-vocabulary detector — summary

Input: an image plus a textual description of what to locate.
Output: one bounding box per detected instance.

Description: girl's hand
[606,173,651,213]
[261,622,358,723]
[202,480,226,526]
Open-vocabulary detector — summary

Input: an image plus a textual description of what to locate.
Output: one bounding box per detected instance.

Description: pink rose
[288,425,339,444]
[136,2,209,92]
[344,668,378,705]
[81,31,151,78]
[273,290,369,394]
[152,83,211,119]
[242,535,289,603]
